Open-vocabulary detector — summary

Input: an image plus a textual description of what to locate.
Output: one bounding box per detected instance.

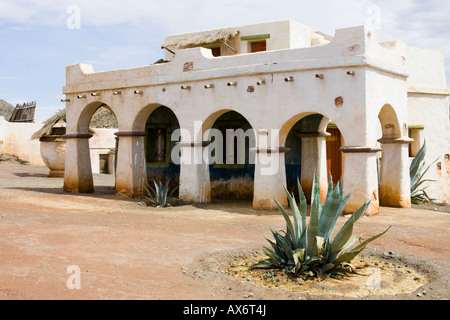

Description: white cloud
[79,45,157,71]
[8,25,32,31]
[1,0,449,83]
[2,0,446,43]
[363,0,450,83]
[0,76,19,80]
[364,0,450,42]
[0,0,166,27]
[0,0,367,32]
[0,1,36,24]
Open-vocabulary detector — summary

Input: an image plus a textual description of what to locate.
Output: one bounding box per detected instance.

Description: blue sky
[1,0,449,122]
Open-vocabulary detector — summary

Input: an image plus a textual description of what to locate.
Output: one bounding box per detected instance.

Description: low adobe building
[62,20,449,214]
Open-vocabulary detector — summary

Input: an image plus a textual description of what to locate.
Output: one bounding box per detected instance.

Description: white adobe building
[62,20,450,215]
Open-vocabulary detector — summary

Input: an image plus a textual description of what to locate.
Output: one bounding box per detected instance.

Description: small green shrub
[144,179,179,207]
[410,141,438,204]
[252,174,390,279]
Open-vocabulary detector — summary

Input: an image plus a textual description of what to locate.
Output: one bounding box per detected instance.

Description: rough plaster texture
[0,116,118,177]
[0,117,44,166]
[406,47,450,203]
[89,129,117,174]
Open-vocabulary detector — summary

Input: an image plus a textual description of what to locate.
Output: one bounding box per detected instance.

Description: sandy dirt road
[0,161,448,300]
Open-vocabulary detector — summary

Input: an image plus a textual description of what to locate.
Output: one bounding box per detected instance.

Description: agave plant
[252,174,390,279]
[144,178,179,207]
[410,140,438,204]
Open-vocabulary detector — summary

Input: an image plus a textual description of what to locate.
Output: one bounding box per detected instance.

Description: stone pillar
[114,131,147,198]
[378,138,413,208]
[409,126,424,157]
[178,141,211,203]
[340,146,382,216]
[252,147,289,210]
[63,133,94,193]
[298,132,329,203]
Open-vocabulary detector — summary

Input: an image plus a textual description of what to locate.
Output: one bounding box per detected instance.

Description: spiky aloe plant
[410,140,438,204]
[144,178,179,207]
[252,174,390,279]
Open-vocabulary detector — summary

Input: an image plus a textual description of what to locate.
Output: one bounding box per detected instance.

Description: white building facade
[62,20,450,214]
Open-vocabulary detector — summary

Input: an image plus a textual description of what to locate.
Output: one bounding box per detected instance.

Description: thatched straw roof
[32,106,118,140]
[9,101,36,123]
[162,29,238,51]
[31,109,66,140]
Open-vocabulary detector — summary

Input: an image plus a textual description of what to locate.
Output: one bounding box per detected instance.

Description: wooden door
[99,154,109,174]
[326,128,342,183]
[251,41,266,53]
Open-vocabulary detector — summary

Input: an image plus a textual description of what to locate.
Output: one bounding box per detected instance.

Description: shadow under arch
[132,103,165,132]
[200,108,257,141]
[279,112,347,147]
[281,112,346,201]
[131,103,181,195]
[203,110,257,202]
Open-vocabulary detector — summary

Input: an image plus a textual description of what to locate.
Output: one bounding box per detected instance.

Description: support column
[378,138,413,208]
[178,141,211,203]
[114,131,147,198]
[252,147,289,210]
[298,132,329,203]
[63,133,94,193]
[340,146,382,216]
[409,126,425,157]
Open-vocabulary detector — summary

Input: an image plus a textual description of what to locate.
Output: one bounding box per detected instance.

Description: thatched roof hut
[162,29,239,51]
[32,106,118,140]
[31,109,66,140]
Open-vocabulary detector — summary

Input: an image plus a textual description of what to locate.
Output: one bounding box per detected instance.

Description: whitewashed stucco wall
[0,116,118,175]
[406,47,450,203]
[61,20,449,208]
[0,117,45,166]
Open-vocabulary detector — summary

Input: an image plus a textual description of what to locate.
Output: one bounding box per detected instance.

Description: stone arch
[141,105,181,195]
[378,104,402,139]
[280,112,346,202]
[200,108,257,141]
[204,110,256,202]
[64,101,119,194]
[77,101,118,134]
[132,103,166,132]
[279,112,347,148]
[377,104,411,208]
[113,103,183,198]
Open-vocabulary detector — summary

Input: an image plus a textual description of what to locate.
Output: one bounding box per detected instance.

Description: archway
[378,104,402,140]
[377,104,411,207]
[89,105,118,176]
[65,101,118,194]
[205,110,256,202]
[116,103,182,199]
[282,113,345,202]
[144,105,181,196]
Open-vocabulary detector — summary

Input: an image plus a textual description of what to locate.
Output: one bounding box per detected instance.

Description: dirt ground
[0,160,448,300]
